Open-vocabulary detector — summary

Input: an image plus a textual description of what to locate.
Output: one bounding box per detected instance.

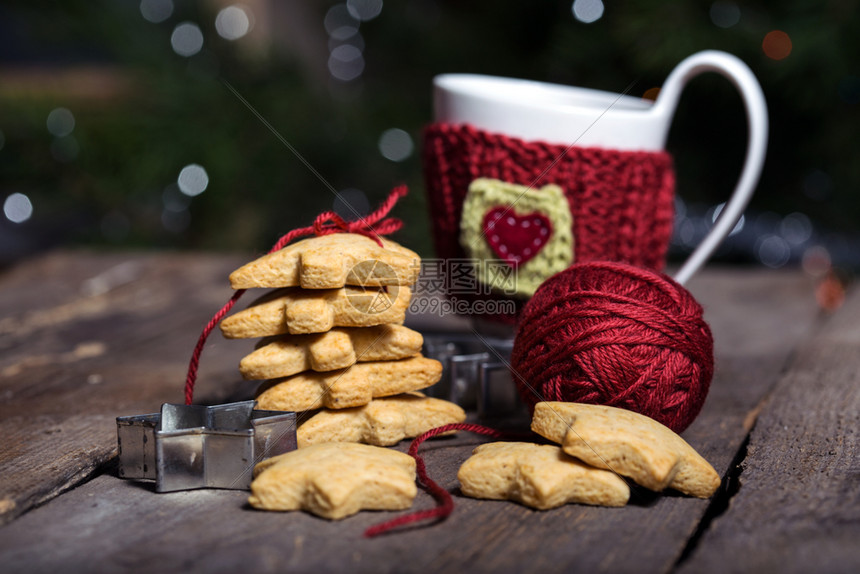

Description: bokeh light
[328,44,365,81]
[802,245,832,277]
[333,188,370,219]
[46,108,75,137]
[329,24,359,42]
[177,164,209,196]
[816,271,845,312]
[378,128,413,162]
[753,211,781,236]
[163,183,192,212]
[329,31,364,53]
[674,196,687,221]
[762,30,792,61]
[675,212,708,249]
[171,22,204,57]
[779,212,813,245]
[0,1,855,274]
[756,234,791,268]
[710,202,746,236]
[346,0,383,22]
[140,0,173,24]
[709,1,740,28]
[642,87,660,101]
[325,4,359,36]
[4,193,33,223]
[215,5,251,41]
[572,0,604,24]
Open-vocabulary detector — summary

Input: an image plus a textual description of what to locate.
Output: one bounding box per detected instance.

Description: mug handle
[650,50,768,285]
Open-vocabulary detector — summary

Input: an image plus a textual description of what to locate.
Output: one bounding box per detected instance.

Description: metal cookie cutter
[423,330,527,419]
[116,400,296,492]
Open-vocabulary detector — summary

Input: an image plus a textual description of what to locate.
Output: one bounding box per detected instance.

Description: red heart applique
[482,207,553,268]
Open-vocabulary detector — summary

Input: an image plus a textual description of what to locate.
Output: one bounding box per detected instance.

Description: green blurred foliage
[0,0,857,261]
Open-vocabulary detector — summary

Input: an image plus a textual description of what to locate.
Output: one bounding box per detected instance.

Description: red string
[364,422,508,538]
[183,185,409,405]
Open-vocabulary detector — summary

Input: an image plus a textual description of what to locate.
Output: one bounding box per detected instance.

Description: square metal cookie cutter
[422,331,527,419]
[116,400,296,492]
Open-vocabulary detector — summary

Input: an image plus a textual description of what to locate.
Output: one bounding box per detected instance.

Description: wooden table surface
[0,250,858,573]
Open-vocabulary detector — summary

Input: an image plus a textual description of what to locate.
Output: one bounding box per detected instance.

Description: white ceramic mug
[431,50,768,284]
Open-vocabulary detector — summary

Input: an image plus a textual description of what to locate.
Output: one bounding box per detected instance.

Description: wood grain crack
[673,430,751,570]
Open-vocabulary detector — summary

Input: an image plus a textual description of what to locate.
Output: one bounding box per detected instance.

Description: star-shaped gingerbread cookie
[297,392,466,448]
[531,402,721,498]
[220,285,412,338]
[249,442,417,519]
[229,233,420,289]
[457,442,630,509]
[239,324,424,380]
[255,355,443,411]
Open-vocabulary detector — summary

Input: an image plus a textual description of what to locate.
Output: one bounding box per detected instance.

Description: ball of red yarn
[511,261,714,433]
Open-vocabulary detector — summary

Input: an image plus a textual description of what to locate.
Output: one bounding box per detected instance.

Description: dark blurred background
[0,0,857,278]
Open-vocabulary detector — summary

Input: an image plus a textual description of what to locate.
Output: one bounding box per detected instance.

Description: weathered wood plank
[0,258,822,573]
[0,249,467,527]
[0,250,254,525]
[678,282,860,574]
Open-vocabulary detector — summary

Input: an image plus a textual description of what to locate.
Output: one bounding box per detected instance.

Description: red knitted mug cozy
[422,123,676,314]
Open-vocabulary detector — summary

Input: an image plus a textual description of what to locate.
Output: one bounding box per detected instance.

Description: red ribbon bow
[184,185,408,404]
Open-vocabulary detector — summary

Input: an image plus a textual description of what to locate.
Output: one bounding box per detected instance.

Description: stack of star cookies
[220,233,465,448]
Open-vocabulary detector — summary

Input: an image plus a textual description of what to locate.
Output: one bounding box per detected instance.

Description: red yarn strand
[183,185,408,405]
[364,423,507,538]
[184,289,246,405]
